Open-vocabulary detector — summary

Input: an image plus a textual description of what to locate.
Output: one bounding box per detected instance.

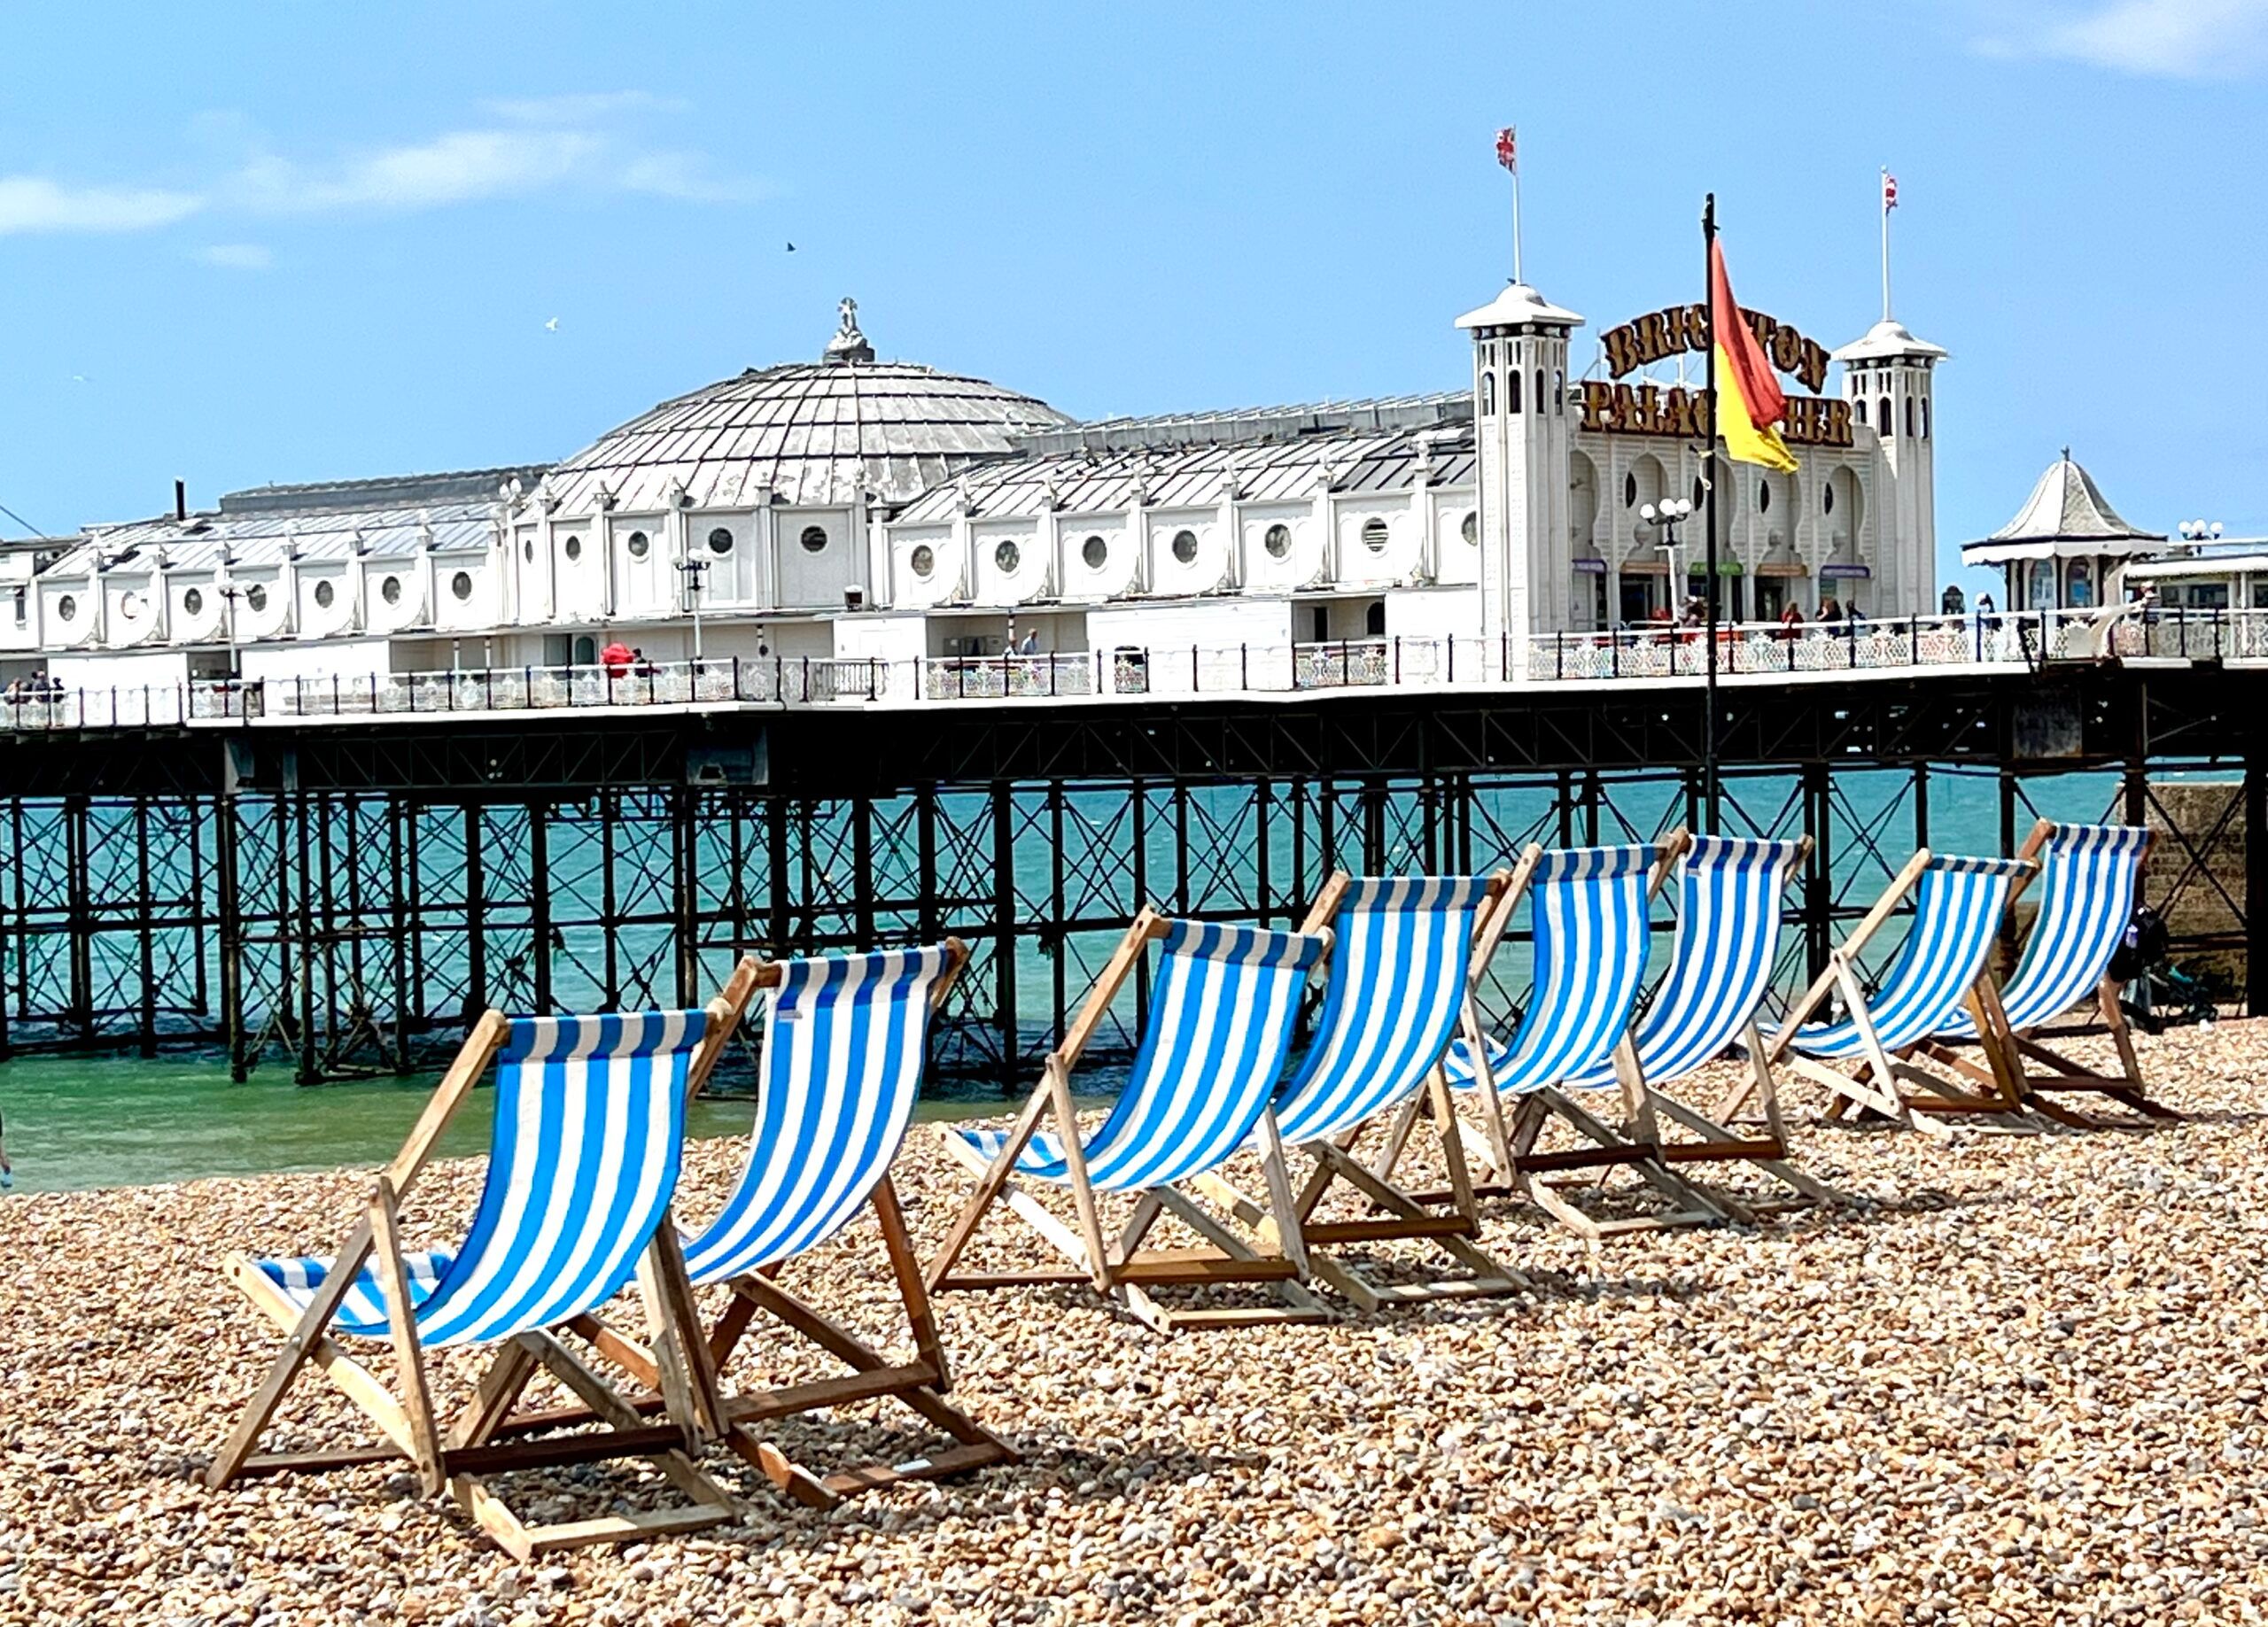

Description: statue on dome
[823,296,875,363]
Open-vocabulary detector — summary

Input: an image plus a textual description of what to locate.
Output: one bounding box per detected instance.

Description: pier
[0,647,2257,1087]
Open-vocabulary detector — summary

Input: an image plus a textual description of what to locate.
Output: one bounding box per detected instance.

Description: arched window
[1364,601,1386,638]
[1533,368,1543,416]
[1920,399,1930,439]
[1624,472,1637,509]
[1554,369,1565,413]
[1480,372,1495,415]
[1905,397,1916,438]
[573,635,596,665]
[1507,369,1523,414]
[1854,397,1868,426]
[1878,396,1893,436]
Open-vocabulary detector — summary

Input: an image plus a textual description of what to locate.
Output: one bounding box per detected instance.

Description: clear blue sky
[4,2,2261,598]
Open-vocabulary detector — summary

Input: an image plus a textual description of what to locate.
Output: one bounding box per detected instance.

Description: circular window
[313,579,335,609]
[1263,523,1292,559]
[1460,510,1478,546]
[909,544,936,579]
[707,527,734,555]
[450,570,474,602]
[1759,481,1772,514]
[1822,484,1837,515]
[57,593,75,622]
[380,576,402,605]
[1170,528,1199,564]
[246,585,268,613]
[522,536,534,562]
[626,531,650,559]
[1624,473,1638,508]
[800,525,828,554]
[563,534,583,561]
[1081,534,1108,569]
[1360,517,1390,553]
[994,539,1021,574]
[183,587,204,616]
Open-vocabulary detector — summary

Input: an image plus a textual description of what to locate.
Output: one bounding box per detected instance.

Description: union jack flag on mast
[1495,127,1517,173]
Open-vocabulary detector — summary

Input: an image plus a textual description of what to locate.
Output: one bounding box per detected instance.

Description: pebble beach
[4,1024,2266,1627]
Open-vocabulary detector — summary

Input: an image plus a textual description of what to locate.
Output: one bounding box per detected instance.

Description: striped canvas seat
[1772,856,2032,1058]
[1270,876,1500,1147]
[254,1010,705,1348]
[1441,845,1657,1095]
[1938,824,2148,1040]
[955,920,1327,1192]
[1565,836,1805,1089]
[682,946,954,1285]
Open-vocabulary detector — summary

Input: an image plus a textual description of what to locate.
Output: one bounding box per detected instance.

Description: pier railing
[4,606,2262,730]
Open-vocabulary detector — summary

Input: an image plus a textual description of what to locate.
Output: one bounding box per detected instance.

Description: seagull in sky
[786,242,796,252]
[544,317,559,332]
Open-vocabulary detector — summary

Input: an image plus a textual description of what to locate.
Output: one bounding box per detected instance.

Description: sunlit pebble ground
[4,1024,2268,1627]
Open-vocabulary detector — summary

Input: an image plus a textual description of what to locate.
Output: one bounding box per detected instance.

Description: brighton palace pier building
[0,280,1948,703]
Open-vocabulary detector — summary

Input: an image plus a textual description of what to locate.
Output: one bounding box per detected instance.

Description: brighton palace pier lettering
[1577,380,1853,447]
[1585,302,1849,447]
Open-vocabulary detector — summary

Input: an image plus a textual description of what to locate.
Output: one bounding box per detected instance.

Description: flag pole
[1512,167,1524,285]
[1880,167,1891,322]
[1701,191,1720,834]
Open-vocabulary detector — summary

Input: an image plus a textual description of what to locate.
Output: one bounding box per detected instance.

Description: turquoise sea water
[0,766,2152,1197]
[0,1053,993,1197]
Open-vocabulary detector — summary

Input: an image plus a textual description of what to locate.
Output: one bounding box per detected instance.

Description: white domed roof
[545,300,1070,513]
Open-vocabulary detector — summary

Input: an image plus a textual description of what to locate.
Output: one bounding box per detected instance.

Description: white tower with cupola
[1458,282,1583,678]
[1831,318,1946,615]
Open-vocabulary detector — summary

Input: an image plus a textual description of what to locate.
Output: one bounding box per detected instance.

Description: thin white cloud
[1980,0,2268,76]
[0,92,750,238]
[196,243,273,270]
[231,128,609,213]
[0,175,203,236]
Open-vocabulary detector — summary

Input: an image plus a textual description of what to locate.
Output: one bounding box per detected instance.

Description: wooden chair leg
[369,1178,445,1497]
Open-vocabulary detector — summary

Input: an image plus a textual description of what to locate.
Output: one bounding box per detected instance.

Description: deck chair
[1760,849,2039,1127]
[925,910,1333,1333]
[206,997,749,1560]
[1935,820,2171,1126]
[674,941,1019,1507]
[1560,833,1840,1220]
[1194,871,1533,1312]
[1423,842,1724,1240]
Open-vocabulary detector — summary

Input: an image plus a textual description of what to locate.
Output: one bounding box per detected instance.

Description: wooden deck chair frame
[1395,838,1727,1242]
[1948,818,2172,1127]
[1608,834,1844,1223]
[924,909,1330,1335]
[1192,867,1534,1312]
[1752,848,2036,1129]
[571,941,1019,1510]
[206,978,759,1561]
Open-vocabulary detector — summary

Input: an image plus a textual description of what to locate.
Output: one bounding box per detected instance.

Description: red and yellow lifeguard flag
[1709,239,1798,474]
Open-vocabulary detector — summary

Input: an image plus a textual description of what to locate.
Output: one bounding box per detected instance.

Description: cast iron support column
[2249,732,2268,1016]
[462,802,487,1030]
[529,801,554,1013]
[991,781,1018,1086]
[1802,762,1831,980]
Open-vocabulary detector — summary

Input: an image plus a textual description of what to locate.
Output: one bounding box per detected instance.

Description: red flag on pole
[1883,171,1899,212]
[1495,127,1517,174]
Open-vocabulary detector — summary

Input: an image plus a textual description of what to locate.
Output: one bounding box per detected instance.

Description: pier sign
[1577,380,1853,448]
[1599,304,1831,392]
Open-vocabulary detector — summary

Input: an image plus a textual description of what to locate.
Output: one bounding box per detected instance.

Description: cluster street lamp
[1638,496,1697,613]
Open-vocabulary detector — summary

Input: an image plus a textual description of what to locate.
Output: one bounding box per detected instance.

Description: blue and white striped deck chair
[210,994,751,1560]
[927,909,1335,1334]
[665,941,1017,1508]
[1763,848,2039,1123]
[1559,835,1840,1213]
[1208,871,1529,1311]
[1427,841,1724,1237]
[1937,820,2171,1122]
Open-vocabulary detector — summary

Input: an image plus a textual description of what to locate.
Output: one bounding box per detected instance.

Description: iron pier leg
[1802,762,1831,980]
[992,781,1018,1088]
[2249,732,2268,1017]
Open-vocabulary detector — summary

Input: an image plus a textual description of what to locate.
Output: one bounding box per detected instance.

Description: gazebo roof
[1961,451,2164,565]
